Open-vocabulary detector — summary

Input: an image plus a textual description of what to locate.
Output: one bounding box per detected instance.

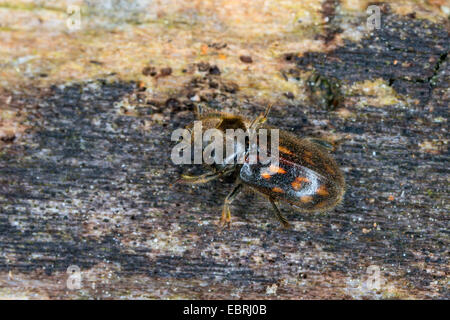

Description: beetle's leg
[177,171,221,184]
[306,138,335,152]
[176,167,234,185]
[249,104,273,130]
[269,199,291,229]
[220,183,243,228]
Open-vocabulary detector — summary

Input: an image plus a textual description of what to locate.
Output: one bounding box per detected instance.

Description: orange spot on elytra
[269,165,286,174]
[291,181,301,190]
[300,195,313,203]
[261,165,286,179]
[316,185,329,196]
[279,146,293,155]
[272,187,284,193]
[388,195,395,201]
[291,177,310,190]
[261,172,271,179]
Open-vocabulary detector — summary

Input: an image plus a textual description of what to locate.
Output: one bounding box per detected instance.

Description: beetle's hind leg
[269,199,291,229]
[220,183,243,228]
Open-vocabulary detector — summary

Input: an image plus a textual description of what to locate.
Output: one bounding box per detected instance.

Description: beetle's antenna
[263,103,273,119]
[250,103,274,129]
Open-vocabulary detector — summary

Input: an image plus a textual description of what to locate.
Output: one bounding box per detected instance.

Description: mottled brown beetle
[177,104,345,228]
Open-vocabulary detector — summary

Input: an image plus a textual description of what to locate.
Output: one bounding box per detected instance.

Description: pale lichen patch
[345,79,403,107]
[418,139,446,155]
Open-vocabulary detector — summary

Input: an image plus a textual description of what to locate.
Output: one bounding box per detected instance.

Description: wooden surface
[0,1,448,299]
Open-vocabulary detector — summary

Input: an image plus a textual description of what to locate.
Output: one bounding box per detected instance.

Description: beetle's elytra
[177,104,345,228]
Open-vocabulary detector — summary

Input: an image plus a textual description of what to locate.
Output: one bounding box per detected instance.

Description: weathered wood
[0,7,448,299]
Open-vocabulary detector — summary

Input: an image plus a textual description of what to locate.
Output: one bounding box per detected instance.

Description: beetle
[177,104,345,228]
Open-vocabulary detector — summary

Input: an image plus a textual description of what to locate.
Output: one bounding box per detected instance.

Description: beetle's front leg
[176,167,234,185]
[220,183,243,228]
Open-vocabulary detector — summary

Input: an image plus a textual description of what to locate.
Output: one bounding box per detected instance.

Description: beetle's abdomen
[239,134,345,212]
